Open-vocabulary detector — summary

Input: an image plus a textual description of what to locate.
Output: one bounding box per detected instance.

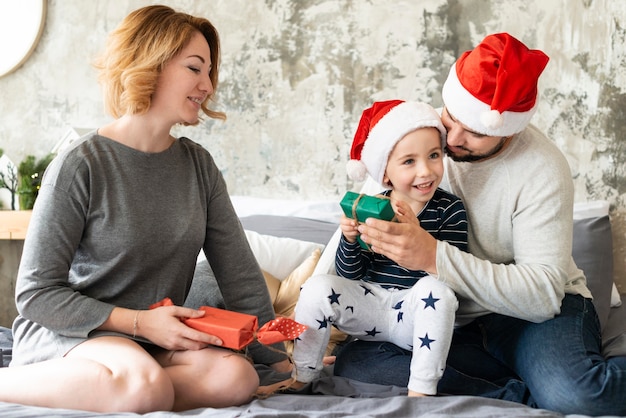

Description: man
[333,33,626,416]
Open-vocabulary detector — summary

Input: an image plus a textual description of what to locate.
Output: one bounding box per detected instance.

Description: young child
[291,100,468,396]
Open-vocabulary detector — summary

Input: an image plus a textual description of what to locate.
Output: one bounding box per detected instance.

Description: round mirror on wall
[0,0,47,77]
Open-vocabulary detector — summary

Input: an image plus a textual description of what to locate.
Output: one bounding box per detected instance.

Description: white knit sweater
[438,124,591,325]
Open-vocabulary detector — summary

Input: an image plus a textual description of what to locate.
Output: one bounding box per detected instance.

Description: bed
[0,195,624,418]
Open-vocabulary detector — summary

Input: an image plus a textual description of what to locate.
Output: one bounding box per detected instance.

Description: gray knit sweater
[12,133,284,366]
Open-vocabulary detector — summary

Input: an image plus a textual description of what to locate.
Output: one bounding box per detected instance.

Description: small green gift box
[340,191,396,250]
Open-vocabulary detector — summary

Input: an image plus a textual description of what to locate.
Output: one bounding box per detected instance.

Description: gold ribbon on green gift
[339,191,397,251]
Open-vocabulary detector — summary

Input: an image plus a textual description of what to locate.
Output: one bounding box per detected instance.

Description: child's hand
[339,214,359,243]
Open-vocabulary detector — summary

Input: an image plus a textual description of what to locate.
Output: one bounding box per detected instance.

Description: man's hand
[357,200,438,274]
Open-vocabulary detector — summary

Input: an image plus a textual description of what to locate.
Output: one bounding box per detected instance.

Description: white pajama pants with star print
[292,274,458,395]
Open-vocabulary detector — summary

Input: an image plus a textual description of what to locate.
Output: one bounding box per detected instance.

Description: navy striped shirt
[335,188,468,289]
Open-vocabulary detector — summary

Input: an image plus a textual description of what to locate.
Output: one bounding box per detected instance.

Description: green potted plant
[17,153,54,210]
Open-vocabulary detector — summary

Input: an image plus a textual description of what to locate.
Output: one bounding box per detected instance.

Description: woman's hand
[339,214,359,243]
[133,305,224,351]
[358,200,438,274]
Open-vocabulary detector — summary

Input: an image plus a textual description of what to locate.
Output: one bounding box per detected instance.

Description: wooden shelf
[0,210,32,240]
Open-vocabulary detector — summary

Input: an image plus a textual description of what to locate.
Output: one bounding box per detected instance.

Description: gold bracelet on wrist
[132,311,140,338]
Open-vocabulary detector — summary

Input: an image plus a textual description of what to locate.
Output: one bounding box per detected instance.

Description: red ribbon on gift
[257,316,308,345]
[149,298,307,350]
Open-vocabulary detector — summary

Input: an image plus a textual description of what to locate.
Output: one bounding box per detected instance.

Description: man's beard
[444,137,508,162]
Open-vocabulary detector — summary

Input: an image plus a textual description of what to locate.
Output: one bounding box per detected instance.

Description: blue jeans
[334,294,626,416]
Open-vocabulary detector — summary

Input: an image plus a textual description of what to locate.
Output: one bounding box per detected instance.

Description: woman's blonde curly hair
[93,5,225,123]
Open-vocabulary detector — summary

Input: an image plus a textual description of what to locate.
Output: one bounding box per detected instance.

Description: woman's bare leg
[154,346,259,411]
[0,337,174,413]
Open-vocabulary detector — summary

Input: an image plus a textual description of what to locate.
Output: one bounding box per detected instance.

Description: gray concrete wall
[1,0,626,295]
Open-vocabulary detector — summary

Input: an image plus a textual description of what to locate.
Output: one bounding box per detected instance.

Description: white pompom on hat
[442,32,550,137]
[347,100,446,188]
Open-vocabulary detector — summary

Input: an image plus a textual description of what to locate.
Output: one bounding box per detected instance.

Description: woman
[0,5,289,413]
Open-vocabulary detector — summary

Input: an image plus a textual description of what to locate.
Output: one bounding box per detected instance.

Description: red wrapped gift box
[184,306,258,350]
[150,298,257,350]
[149,298,306,351]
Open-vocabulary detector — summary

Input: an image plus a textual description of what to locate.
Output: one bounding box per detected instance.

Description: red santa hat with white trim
[346,100,446,188]
[442,33,550,137]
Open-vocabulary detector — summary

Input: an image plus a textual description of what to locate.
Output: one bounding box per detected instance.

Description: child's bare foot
[408,389,428,397]
[288,380,307,390]
[256,377,295,397]
[256,378,309,397]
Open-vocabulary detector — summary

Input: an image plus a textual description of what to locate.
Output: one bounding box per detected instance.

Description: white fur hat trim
[358,101,446,186]
[442,64,537,137]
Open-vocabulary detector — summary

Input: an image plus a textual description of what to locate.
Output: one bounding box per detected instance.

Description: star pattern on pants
[328,288,341,305]
[365,327,381,337]
[360,284,374,296]
[316,316,330,329]
[422,292,440,310]
[419,333,435,350]
[393,300,404,322]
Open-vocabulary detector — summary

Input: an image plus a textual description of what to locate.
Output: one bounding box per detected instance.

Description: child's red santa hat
[442,33,549,137]
[346,100,446,187]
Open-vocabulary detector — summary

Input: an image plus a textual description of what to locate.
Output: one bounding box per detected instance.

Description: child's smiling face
[383,127,444,214]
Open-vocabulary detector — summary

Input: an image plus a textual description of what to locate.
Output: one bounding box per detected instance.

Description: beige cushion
[266,248,348,356]
[274,248,321,317]
[263,270,281,305]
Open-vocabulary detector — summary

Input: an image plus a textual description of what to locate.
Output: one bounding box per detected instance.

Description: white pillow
[573,200,610,219]
[612,284,622,307]
[196,231,325,281]
[312,227,341,277]
[244,230,325,281]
